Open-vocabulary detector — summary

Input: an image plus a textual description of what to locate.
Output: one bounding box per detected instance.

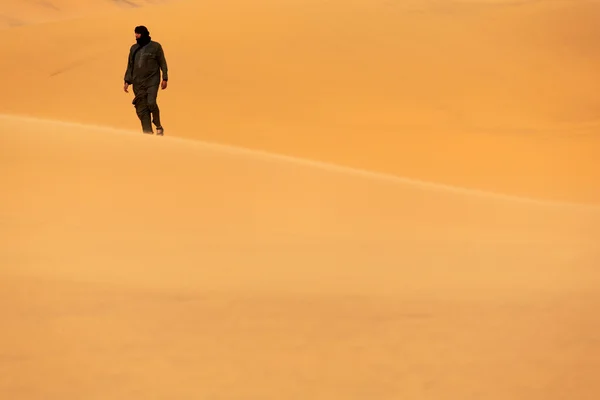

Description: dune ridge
[1,0,599,203]
[2,115,600,399]
[3,115,599,290]
[3,0,600,398]
[2,113,598,210]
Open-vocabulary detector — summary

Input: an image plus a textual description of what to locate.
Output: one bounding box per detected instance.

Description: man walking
[124,25,168,135]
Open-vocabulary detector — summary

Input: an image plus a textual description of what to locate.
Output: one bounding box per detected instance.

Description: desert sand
[2,0,600,399]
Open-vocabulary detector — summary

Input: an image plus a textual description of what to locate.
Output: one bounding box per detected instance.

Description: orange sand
[1,0,600,398]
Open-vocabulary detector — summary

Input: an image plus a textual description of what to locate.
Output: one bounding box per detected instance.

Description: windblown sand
[1,0,600,398]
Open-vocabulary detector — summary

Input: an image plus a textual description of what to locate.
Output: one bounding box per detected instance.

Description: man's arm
[157,43,168,82]
[124,46,134,85]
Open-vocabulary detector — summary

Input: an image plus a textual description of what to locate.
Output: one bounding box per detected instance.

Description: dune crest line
[2,112,598,211]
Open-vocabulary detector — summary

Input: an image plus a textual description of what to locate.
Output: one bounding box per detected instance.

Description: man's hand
[161,80,168,90]
[124,82,129,93]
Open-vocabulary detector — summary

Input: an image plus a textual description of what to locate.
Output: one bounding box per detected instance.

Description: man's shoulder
[150,40,163,48]
[129,43,139,51]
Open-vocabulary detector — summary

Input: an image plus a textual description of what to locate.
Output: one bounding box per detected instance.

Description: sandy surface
[0,0,177,29]
[2,115,600,399]
[2,0,600,202]
[2,0,600,398]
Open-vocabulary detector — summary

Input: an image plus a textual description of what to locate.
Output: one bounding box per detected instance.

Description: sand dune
[2,115,600,398]
[0,0,176,29]
[1,0,599,202]
[2,0,600,398]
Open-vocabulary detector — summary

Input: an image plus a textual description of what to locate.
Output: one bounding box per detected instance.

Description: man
[123,25,168,135]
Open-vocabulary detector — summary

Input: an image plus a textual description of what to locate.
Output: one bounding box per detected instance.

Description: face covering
[135,26,151,47]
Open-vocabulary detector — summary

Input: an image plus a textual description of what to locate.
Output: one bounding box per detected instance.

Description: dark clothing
[124,39,168,88]
[133,84,161,133]
[124,39,168,133]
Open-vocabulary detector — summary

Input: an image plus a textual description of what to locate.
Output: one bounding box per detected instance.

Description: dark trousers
[132,85,161,133]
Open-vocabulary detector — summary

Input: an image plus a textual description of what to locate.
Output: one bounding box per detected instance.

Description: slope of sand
[2,0,600,398]
[0,0,176,29]
[2,115,600,399]
[1,0,599,203]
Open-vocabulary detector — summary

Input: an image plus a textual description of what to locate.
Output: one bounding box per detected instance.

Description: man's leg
[134,94,153,134]
[147,86,163,134]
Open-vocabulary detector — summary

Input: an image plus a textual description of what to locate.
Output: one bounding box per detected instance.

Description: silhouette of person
[123,25,168,135]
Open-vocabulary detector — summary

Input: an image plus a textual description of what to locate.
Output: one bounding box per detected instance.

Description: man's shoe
[156,127,164,136]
